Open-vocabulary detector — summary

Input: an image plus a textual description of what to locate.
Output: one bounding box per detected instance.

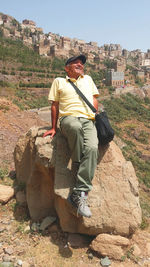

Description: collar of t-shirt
[66,75,84,82]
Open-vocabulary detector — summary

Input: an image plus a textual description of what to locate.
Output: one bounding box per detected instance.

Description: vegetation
[0,36,51,67]
[103,58,115,69]
[102,94,150,188]
[51,57,65,71]
[102,93,150,123]
[19,81,51,88]
[13,89,49,110]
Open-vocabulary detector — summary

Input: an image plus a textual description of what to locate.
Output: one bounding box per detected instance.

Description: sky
[1,0,150,52]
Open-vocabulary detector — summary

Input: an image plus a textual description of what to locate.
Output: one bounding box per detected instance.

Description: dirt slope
[0,97,49,170]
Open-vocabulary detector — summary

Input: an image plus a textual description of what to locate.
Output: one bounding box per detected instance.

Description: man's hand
[43,128,56,138]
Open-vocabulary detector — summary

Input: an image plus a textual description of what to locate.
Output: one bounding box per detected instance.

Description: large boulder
[14,126,142,236]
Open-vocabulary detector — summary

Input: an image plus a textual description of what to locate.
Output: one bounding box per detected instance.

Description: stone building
[136,70,145,80]
[106,69,124,87]
[122,49,129,58]
[114,59,126,72]
[141,59,150,67]
[21,19,36,33]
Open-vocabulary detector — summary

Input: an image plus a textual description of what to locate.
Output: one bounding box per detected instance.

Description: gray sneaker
[68,191,92,218]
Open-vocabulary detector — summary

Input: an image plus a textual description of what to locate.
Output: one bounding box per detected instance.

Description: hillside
[0,32,150,266]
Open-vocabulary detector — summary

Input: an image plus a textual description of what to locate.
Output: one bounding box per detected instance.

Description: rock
[88,253,93,260]
[0,185,14,204]
[14,127,142,236]
[2,255,13,262]
[30,223,40,232]
[3,247,14,255]
[39,216,56,231]
[130,230,150,258]
[14,127,56,220]
[24,226,30,233]
[90,234,129,260]
[100,256,111,267]
[0,227,6,233]
[15,191,26,205]
[17,260,23,266]
[54,132,141,236]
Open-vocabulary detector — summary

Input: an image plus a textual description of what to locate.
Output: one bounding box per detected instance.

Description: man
[43,54,99,218]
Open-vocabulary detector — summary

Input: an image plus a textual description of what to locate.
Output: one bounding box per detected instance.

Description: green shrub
[10,71,16,75]
[51,57,65,71]
[137,130,149,144]
[19,81,51,88]
[0,167,9,179]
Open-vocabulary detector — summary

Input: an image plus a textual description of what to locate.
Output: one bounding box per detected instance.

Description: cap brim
[65,55,86,65]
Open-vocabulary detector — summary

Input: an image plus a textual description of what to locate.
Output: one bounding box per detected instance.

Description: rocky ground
[0,97,150,267]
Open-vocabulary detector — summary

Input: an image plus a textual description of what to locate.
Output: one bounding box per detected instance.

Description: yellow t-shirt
[48,75,99,120]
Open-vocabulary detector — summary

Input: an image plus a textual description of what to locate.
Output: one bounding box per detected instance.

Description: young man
[43,54,99,217]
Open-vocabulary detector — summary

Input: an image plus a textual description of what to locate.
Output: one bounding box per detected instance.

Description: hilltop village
[1,12,150,88]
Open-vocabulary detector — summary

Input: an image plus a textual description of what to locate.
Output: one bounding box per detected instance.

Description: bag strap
[68,79,97,113]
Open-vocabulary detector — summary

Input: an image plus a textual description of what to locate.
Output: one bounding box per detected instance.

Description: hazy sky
[1,0,150,52]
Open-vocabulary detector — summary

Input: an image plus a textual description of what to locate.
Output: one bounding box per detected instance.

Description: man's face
[65,59,84,79]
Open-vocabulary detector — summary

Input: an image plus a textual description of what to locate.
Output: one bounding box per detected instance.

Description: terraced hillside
[0,35,150,230]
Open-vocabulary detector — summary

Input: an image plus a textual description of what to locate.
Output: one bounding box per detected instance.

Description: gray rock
[100,256,111,266]
[30,223,40,232]
[17,260,23,266]
[88,253,93,259]
[39,216,56,231]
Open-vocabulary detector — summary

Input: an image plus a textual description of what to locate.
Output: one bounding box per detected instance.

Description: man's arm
[93,96,98,112]
[43,101,59,138]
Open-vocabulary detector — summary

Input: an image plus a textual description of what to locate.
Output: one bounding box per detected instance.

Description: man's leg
[60,116,84,162]
[73,117,98,192]
[60,116,98,217]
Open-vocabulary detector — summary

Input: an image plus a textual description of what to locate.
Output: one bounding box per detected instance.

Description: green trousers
[60,116,98,192]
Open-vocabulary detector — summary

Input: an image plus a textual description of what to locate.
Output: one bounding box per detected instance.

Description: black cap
[65,54,86,66]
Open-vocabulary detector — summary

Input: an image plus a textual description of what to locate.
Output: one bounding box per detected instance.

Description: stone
[88,253,93,259]
[14,127,142,236]
[54,132,141,236]
[15,191,26,205]
[100,256,111,267]
[30,223,40,232]
[39,216,56,231]
[3,247,14,255]
[2,256,13,262]
[90,234,129,260]
[17,260,23,266]
[14,127,56,220]
[130,230,150,258]
[0,185,14,204]
[24,226,30,233]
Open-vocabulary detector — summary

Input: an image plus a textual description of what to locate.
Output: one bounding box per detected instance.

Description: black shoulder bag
[68,79,114,145]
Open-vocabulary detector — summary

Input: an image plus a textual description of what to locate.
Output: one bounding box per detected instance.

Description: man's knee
[69,121,82,135]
